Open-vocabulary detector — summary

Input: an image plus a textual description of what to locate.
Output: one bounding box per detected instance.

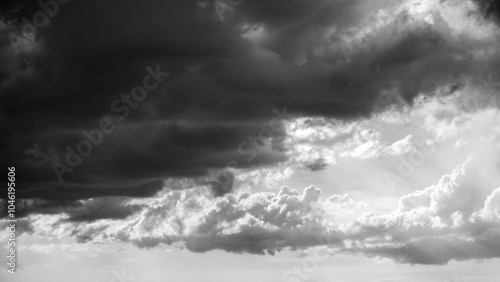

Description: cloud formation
[1,0,500,205]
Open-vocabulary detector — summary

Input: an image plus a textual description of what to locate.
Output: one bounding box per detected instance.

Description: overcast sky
[1,0,500,281]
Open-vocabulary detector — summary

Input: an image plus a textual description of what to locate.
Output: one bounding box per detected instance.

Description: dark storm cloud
[64,197,144,222]
[358,235,500,265]
[470,0,500,22]
[304,158,328,171]
[0,196,143,221]
[208,171,235,197]
[0,198,81,219]
[1,0,499,211]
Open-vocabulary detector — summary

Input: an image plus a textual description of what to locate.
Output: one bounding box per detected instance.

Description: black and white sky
[1,0,500,281]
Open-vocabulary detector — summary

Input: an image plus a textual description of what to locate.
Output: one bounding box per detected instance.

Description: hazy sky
[1,0,500,281]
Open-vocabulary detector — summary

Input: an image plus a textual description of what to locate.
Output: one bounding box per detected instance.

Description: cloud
[208,171,235,197]
[344,149,500,264]
[476,187,500,220]
[470,0,500,22]
[64,197,144,222]
[359,236,500,265]
[0,196,144,222]
[114,185,336,254]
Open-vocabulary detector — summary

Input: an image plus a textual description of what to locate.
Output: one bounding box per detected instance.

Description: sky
[1,0,500,281]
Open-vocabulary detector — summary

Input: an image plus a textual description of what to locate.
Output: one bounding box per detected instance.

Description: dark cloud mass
[471,0,500,21]
[209,171,235,197]
[0,0,498,204]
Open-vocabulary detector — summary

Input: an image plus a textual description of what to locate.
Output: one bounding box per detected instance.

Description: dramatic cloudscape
[1,0,500,281]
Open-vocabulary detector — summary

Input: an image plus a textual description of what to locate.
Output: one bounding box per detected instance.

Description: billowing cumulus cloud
[2,148,499,265]
[343,149,500,264]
